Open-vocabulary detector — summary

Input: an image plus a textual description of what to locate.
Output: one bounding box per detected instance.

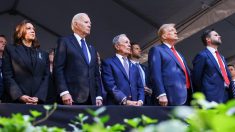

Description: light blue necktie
[136,63,145,86]
[122,57,129,78]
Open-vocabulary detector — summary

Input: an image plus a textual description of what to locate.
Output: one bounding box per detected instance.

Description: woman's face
[24,23,35,41]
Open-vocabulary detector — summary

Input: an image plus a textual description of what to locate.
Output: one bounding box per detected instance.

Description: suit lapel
[205,49,222,76]
[15,45,33,73]
[221,54,232,80]
[33,50,43,74]
[112,56,129,80]
[70,35,89,65]
[161,44,184,71]
[87,43,94,66]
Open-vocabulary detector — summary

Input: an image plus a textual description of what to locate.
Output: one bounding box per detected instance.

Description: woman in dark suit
[3,20,50,104]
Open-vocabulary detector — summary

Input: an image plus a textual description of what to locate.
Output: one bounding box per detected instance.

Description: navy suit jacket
[140,64,154,105]
[54,35,101,104]
[2,44,50,103]
[148,44,192,105]
[101,56,144,105]
[192,48,233,103]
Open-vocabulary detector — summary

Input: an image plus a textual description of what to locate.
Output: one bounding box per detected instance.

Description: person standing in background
[129,42,154,105]
[0,35,7,101]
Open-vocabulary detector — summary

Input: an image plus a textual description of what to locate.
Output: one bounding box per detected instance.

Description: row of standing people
[1,13,235,106]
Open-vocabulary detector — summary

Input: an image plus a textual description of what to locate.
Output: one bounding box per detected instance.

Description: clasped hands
[62,93,103,106]
[124,100,143,106]
[20,95,38,105]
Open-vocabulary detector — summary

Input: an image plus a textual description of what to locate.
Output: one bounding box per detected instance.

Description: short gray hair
[71,13,88,31]
[112,34,127,45]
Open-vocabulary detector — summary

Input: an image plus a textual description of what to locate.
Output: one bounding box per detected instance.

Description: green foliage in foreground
[0,103,65,132]
[69,93,235,132]
[1,92,235,132]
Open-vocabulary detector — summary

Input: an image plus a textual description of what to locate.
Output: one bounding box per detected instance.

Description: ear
[206,37,211,43]
[114,44,119,50]
[162,33,167,40]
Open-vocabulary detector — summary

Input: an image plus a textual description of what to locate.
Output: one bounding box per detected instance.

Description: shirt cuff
[60,91,69,97]
[120,97,127,105]
[138,100,143,105]
[96,96,103,100]
[157,93,166,99]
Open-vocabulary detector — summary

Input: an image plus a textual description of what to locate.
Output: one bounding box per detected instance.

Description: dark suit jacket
[140,64,154,105]
[2,44,50,103]
[148,44,193,105]
[0,58,3,99]
[54,35,101,104]
[101,56,144,105]
[192,48,232,103]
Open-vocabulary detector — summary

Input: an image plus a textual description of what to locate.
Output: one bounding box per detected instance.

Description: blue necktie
[136,63,145,86]
[81,39,89,64]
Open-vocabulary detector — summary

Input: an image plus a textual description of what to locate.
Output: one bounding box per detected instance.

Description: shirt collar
[207,46,217,54]
[130,59,139,64]
[74,33,86,43]
[116,53,126,60]
[163,42,173,49]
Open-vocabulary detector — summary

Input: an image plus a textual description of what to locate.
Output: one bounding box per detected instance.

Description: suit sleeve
[35,52,50,102]
[136,66,145,102]
[54,38,69,94]
[101,60,126,103]
[94,50,102,97]
[192,53,206,91]
[2,45,23,100]
[148,47,166,97]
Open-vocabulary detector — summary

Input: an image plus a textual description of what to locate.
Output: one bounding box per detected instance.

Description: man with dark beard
[129,42,153,105]
[192,29,235,103]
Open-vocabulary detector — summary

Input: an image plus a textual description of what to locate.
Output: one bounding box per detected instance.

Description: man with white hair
[54,13,102,105]
[101,34,144,106]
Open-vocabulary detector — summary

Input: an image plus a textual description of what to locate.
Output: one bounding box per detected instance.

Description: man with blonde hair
[148,24,193,106]
[54,13,102,106]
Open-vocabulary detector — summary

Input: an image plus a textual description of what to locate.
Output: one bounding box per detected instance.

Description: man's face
[0,37,7,52]
[163,26,178,41]
[209,31,222,46]
[228,66,235,78]
[131,44,142,59]
[116,36,131,55]
[75,14,91,36]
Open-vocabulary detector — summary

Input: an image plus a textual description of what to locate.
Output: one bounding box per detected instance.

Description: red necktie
[215,51,230,85]
[171,47,190,89]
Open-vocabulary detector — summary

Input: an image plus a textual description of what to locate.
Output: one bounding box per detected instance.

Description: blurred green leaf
[107,123,126,131]
[43,105,52,111]
[95,107,106,116]
[100,115,110,124]
[141,115,157,125]
[124,118,141,128]
[30,110,42,118]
